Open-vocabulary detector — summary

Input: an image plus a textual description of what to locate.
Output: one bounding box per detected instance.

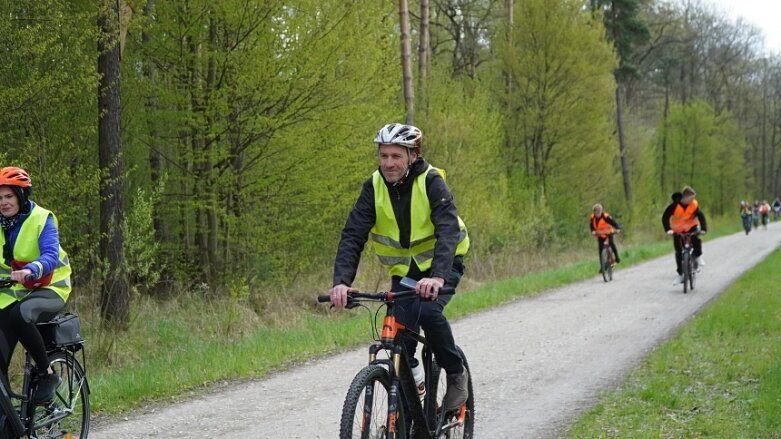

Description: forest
[1,0,779,328]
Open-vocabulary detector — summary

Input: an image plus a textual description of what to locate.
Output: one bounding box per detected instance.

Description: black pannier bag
[37,313,84,350]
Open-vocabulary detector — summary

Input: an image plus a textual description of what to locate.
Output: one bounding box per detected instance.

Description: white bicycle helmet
[373,123,422,149]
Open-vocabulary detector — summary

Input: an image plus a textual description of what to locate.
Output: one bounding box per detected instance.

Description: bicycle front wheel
[600,249,609,282]
[429,346,474,439]
[32,350,89,439]
[682,252,690,294]
[340,364,405,439]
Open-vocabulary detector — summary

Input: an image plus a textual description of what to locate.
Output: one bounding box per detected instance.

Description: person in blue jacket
[0,167,72,403]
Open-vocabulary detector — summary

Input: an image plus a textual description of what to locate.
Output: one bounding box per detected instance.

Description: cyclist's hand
[700,230,707,235]
[591,231,596,236]
[666,230,674,235]
[329,284,356,311]
[417,277,444,300]
[10,269,32,283]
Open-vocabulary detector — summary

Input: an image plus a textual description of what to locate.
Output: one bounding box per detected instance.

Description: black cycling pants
[673,234,702,275]
[0,289,65,375]
[596,235,620,263]
[392,259,465,376]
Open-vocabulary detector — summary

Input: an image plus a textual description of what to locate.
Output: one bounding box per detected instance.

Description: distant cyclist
[739,200,752,235]
[590,203,621,273]
[772,197,781,221]
[759,200,771,229]
[662,186,707,285]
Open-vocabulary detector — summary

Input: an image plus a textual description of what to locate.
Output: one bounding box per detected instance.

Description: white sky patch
[706,0,781,55]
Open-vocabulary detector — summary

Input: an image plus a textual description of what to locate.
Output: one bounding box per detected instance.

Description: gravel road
[91,224,781,438]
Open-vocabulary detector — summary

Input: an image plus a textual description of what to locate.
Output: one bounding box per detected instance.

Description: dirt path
[91,224,781,438]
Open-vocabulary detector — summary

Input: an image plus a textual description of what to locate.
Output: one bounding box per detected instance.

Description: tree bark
[418,0,430,114]
[660,84,669,193]
[98,0,130,328]
[399,0,414,124]
[615,84,633,205]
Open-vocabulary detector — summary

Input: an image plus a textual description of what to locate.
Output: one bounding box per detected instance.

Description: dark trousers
[0,289,64,375]
[596,235,620,263]
[392,259,465,376]
[673,234,702,275]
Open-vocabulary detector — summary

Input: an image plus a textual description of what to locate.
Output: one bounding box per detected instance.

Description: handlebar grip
[24,274,34,282]
[317,294,331,303]
[440,286,456,295]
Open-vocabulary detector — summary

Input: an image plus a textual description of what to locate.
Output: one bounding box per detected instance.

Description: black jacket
[333,158,464,287]
[661,196,708,232]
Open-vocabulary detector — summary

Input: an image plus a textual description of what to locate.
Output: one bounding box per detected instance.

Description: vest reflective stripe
[370,166,470,277]
[591,213,615,238]
[670,200,700,233]
[0,205,72,309]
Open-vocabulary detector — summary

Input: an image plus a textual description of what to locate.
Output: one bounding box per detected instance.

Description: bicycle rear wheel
[340,364,405,439]
[689,259,696,291]
[600,249,609,282]
[32,350,89,439]
[429,346,474,439]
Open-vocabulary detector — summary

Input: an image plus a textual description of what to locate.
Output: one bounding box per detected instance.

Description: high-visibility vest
[0,204,72,309]
[591,213,615,238]
[760,203,770,214]
[370,166,469,277]
[670,200,700,233]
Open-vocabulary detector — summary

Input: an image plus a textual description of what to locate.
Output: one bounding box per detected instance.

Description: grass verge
[88,219,742,417]
[566,246,781,438]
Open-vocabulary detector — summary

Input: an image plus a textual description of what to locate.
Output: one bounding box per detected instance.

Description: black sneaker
[33,372,61,403]
[442,369,468,411]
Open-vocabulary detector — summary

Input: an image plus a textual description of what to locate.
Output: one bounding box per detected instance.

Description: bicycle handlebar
[0,275,36,288]
[317,287,456,304]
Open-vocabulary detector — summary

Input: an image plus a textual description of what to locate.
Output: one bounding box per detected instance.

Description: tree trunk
[418,0,430,114]
[142,0,167,244]
[98,0,129,328]
[399,0,415,124]
[660,84,669,193]
[615,84,633,205]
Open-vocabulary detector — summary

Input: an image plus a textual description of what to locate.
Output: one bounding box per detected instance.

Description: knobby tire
[340,364,405,439]
[428,347,474,439]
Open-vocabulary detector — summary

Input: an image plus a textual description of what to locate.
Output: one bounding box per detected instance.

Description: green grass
[86,218,744,417]
[566,246,781,439]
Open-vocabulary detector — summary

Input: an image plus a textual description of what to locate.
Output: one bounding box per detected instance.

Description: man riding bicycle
[662,186,707,285]
[0,167,71,403]
[590,203,621,272]
[329,123,470,411]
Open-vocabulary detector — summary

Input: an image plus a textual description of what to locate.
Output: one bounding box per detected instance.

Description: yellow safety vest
[370,165,469,277]
[0,204,72,309]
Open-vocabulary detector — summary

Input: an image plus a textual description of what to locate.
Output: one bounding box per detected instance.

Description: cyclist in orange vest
[590,204,621,272]
[759,200,771,228]
[662,186,708,285]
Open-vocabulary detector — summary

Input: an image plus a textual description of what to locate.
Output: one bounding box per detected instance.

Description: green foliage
[658,99,747,215]
[122,185,163,294]
[498,0,619,240]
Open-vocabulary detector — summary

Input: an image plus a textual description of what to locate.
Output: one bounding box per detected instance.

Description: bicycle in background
[599,235,617,283]
[0,278,89,439]
[318,288,474,438]
[674,232,700,294]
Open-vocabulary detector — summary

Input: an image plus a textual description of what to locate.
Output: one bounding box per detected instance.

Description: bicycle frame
[322,289,468,439]
[674,232,700,293]
[371,293,465,438]
[0,278,89,438]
